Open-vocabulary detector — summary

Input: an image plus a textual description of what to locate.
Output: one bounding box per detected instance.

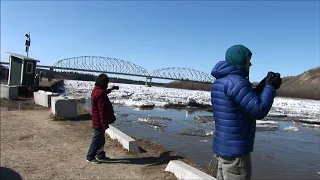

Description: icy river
[64,80,320,179]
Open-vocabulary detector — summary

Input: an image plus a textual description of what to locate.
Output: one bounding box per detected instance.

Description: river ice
[64,79,320,128]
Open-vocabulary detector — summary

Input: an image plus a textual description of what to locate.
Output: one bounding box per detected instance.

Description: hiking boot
[95,156,110,162]
[86,158,100,164]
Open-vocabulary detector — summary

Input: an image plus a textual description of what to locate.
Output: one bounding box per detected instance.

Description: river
[65,80,320,179]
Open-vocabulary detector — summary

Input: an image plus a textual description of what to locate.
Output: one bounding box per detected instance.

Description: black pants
[87,128,106,160]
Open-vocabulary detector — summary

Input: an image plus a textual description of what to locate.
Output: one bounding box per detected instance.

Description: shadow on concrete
[10,98,30,101]
[101,151,184,166]
[138,146,148,153]
[77,113,92,121]
[0,167,23,180]
[53,113,92,121]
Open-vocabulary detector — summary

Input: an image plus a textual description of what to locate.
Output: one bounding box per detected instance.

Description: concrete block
[165,160,216,180]
[45,92,59,108]
[51,96,77,119]
[1,84,18,100]
[105,125,140,153]
[33,91,43,105]
[34,91,59,108]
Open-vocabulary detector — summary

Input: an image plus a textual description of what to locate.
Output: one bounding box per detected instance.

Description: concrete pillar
[145,77,152,87]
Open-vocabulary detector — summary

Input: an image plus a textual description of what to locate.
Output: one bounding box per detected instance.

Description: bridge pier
[145,77,152,87]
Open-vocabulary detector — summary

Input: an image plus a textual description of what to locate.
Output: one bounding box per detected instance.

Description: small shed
[6,52,40,86]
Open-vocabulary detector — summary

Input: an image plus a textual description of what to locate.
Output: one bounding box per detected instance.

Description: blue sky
[1,1,319,82]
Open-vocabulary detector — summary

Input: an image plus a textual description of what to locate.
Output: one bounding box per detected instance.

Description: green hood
[225,44,252,77]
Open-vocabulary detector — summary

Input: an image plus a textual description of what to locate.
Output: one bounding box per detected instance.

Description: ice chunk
[283,126,299,132]
[179,128,213,137]
[137,118,167,128]
[256,120,279,125]
[256,120,279,131]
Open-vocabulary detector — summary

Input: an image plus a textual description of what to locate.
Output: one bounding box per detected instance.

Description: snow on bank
[270,97,320,121]
[64,80,320,124]
[64,80,211,108]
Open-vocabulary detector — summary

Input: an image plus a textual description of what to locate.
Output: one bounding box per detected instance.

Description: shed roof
[6,52,40,62]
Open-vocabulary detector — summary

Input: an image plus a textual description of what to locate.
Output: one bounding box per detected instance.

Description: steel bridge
[1,56,214,85]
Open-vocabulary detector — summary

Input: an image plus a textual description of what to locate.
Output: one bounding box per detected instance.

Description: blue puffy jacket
[211,61,276,158]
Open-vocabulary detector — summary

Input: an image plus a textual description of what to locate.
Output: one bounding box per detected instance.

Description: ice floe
[136,117,170,129]
[283,126,299,132]
[179,128,213,137]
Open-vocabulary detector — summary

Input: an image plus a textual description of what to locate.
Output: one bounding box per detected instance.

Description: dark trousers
[87,128,106,160]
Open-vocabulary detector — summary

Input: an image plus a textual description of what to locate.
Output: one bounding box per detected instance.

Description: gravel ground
[0,98,184,180]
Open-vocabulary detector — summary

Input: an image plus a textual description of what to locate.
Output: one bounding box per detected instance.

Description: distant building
[6,52,40,87]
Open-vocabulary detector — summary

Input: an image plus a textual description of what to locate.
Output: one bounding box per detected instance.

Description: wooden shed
[6,52,40,87]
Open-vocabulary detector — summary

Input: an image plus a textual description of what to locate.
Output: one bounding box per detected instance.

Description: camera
[112,86,119,90]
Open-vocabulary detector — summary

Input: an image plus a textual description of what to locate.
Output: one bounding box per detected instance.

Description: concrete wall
[51,96,77,119]
[1,84,19,100]
[105,125,140,153]
[165,160,216,180]
[34,90,59,107]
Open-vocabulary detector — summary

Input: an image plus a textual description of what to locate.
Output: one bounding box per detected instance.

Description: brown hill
[276,66,320,100]
[160,81,211,91]
[281,67,320,86]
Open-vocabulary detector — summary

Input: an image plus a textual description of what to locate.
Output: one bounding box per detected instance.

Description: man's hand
[265,71,276,82]
[111,86,119,90]
[105,86,119,94]
[266,72,282,90]
[254,72,275,95]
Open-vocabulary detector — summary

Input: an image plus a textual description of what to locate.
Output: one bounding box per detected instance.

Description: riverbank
[0,98,214,179]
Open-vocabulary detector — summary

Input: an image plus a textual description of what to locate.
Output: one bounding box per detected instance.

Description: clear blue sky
[1,1,319,82]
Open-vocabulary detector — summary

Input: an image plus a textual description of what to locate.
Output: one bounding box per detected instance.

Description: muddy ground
[0,98,214,179]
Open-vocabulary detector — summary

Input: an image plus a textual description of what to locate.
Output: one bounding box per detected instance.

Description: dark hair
[95,74,109,89]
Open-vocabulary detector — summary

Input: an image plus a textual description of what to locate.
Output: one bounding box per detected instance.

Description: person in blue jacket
[211,44,282,180]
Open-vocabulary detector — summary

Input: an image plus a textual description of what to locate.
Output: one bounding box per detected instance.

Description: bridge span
[1,56,214,86]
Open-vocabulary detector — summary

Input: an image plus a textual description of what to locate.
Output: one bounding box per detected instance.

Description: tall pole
[25,32,31,57]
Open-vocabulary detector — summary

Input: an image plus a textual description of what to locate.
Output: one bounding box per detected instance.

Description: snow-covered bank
[64,80,320,125]
[65,80,211,108]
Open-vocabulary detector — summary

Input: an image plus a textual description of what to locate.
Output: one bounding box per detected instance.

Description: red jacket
[91,86,116,130]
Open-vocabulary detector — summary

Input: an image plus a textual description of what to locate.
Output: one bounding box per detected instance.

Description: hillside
[159,81,211,91]
[276,67,320,100]
[280,67,320,86]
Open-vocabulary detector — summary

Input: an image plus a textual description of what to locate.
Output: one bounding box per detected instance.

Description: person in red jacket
[86,74,117,163]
